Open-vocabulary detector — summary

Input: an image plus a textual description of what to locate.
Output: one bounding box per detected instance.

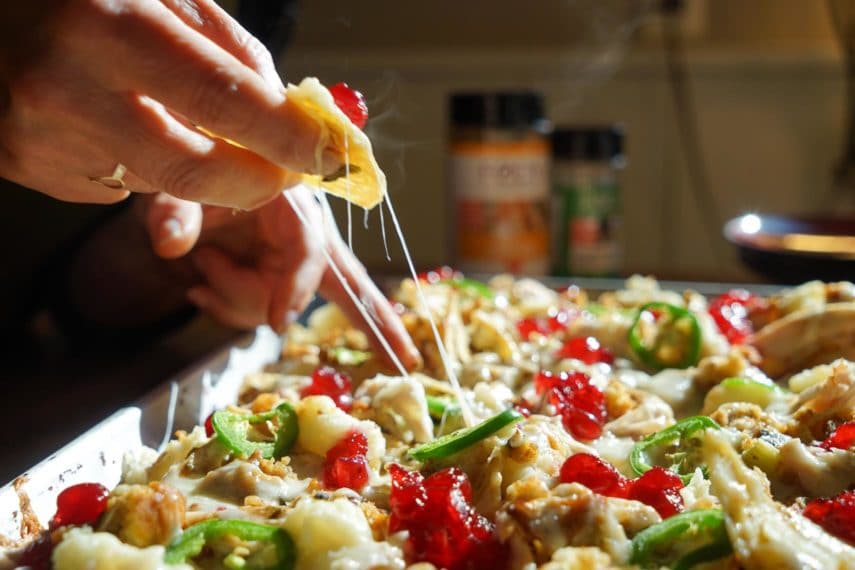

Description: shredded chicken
[703,428,855,569]
[776,439,855,499]
[603,387,674,439]
[470,309,521,364]
[710,403,789,437]
[355,374,434,443]
[751,304,855,378]
[788,359,855,441]
[496,477,658,567]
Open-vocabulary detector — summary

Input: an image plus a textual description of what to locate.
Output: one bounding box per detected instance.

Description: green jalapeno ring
[629,509,731,569]
[165,519,295,569]
[409,408,523,461]
[425,395,461,420]
[630,416,720,484]
[212,402,298,460]
[328,346,372,366]
[628,302,701,371]
[438,277,494,299]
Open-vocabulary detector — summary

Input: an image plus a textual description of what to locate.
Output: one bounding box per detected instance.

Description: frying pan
[724,213,855,284]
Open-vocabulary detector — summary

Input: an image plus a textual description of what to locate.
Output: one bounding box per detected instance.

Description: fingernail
[284,310,300,327]
[162,218,183,241]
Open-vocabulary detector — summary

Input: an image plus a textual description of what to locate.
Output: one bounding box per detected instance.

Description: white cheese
[281,497,400,570]
[52,527,190,570]
[296,396,385,466]
[356,375,434,443]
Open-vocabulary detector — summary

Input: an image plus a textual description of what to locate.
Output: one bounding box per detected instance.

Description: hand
[0,0,339,208]
[140,187,422,372]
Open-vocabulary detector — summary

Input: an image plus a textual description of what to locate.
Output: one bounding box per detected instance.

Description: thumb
[140,193,203,259]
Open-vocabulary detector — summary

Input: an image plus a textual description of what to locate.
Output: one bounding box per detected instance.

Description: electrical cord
[826,0,855,204]
[662,9,726,265]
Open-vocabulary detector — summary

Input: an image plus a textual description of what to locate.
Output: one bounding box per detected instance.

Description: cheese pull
[199,78,386,210]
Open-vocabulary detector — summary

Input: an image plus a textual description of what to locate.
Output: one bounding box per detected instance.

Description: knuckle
[242,35,276,71]
[189,69,252,135]
[157,157,208,201]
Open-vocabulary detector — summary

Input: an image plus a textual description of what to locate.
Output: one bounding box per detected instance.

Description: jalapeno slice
[628,302,701,370]
[630,416,720,484]
[212,402,298,460]
[425,395,461,420]
[409,408,523,461]
[629,509,732,570]
[165,519,295,569]
[328,346,372,366]
[438,277,494,299]
[703,376,787,414]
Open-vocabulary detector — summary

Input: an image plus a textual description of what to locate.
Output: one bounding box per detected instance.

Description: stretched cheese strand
[383,192,475,427]
[310,188,474,427]
[158,382,179,452]
[344,129,354,252]
[379,201,391,261]
[284,191,409,378]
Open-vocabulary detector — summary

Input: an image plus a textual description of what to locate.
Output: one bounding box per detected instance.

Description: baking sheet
[0,326,282,539]
[0,277,783,542]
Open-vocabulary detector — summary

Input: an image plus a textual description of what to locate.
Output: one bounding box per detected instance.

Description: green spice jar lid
[552,126,625,164]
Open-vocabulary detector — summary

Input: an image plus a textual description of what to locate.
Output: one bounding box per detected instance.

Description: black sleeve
[237,0,301,56]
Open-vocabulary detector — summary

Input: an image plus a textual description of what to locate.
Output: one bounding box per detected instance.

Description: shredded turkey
[703,428,855,569]
[355,374,434,443]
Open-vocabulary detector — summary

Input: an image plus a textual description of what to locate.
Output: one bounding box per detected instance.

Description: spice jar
[551,126,625,277]
[448,92,551,274]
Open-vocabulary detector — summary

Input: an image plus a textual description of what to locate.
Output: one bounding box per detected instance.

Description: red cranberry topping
[388,465,506,570]
[302,366,353,411]
[819,421,855,451]
[555,336,615,365]
[534,370,606,440]
[204,412,215,437]
[516,309,574,341]
[16,534,53,570]
[627,467,684,518]
[322,430,369,491]
[803,490,855,545]
[708,289,761,345]
[559,453,629,497]
[329,82,368,129]
[51,483,109,527]
[417,266,462,284]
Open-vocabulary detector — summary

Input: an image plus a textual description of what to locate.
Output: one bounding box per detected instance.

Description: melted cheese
[53,528,190,570]
[281,497,403,570]
[287,78,386,209]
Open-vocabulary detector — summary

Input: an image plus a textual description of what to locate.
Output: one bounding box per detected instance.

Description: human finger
[71,1,339,175]
[319,239,422,372]
[187,284,260,330]
[0,115,157,203]
[86,94,301,209]
[259,191,326,330]
[189,247,270,328]
[160,0,283,87]
[138,192,203,259]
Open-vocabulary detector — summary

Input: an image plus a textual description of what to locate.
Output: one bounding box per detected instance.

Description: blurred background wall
[276,0,850,282]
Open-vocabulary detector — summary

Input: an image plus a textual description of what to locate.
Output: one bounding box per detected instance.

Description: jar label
[552,181,621,277]
[450,141,550,273]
